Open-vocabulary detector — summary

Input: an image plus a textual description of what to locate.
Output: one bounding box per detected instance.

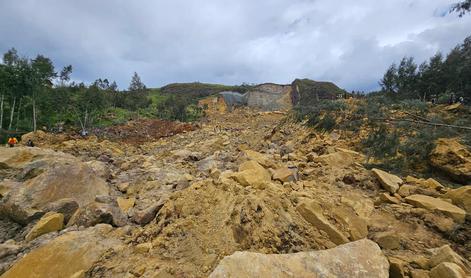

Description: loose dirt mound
[98,119,196,145]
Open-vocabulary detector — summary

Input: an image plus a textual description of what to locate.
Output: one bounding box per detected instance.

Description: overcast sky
[1,0,470,91]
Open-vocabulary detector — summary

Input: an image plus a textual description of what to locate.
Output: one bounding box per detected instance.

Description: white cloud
[0,0,469,91]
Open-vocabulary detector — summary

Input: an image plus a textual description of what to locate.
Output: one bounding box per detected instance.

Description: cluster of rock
[0,108,470,277]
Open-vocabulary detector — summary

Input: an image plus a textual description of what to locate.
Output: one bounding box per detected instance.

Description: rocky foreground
[0,108,470,277]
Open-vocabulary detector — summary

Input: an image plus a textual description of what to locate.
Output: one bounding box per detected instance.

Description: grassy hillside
[292,79,347,106]
[160,82,252,98]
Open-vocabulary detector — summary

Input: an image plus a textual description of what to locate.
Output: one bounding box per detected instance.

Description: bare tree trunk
[8,97,16,131]
[32,98,37,132]
[15,97,22,131]
[0,94,4,131]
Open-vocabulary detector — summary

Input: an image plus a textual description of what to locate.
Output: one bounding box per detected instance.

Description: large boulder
[232,161,271,189]
[444,185,471,215]
[429,138,471,184]
[0,148,109,224]
[372,168,403,194]
[405,195,466,223]
[430,262,467,278]
[296,200,349,245]
[312,151,357,168]
[1,225,121,278]
[209,239,389,277]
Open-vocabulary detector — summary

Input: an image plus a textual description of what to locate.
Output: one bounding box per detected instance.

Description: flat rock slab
[372,168,402,193]
[405,194,466,223]
[209,239,389,278]
[2,225,121,278]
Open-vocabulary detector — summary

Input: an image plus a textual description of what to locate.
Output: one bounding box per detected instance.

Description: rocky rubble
[209,239,389,277]
[0,108,470,277]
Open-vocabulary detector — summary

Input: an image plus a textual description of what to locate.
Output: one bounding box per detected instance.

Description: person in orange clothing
[7,137,18,147]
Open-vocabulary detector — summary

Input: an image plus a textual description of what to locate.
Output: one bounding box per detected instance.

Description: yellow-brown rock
[2,225,121,278]
[25,212,64,241]
[405,195,466,223]
[372,168,403,193]
[296,200,349,245]
[232,161,271,189]
[444,185,471,214]
[430,138,471,184]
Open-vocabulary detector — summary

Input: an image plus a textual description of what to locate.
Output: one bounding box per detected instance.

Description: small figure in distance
[459,96,464,104]
[7,137,18,148]
[26,139,35,147]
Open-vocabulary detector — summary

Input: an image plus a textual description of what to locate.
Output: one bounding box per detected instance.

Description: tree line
[379,36,471,103]
[0,48,150,137]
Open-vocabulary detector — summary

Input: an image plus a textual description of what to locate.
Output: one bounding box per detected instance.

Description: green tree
[379,64,398,93]
[31,55,56,131]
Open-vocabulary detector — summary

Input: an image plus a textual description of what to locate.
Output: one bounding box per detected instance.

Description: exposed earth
[0,107,470,277]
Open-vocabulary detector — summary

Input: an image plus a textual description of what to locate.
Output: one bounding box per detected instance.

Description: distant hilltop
[158,79,347,111]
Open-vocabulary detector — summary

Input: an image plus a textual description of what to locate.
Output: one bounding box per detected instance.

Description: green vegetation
[0,49,152,142]
[0,50,258,142]
[294,36,471,177]
[292,79,348,107]
[379,36,471,102]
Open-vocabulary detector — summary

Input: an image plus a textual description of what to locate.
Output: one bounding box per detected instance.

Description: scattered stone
[296,200,349,245]
[378,193,401,205]
[428,245,469,272]
[133,203,164,225]
[430,262,466,278]
[444,185,471,214]
[389,257,407,278]
[117,197,135,214]
[135,242,152,254]
[429,138,471,184]
[372,168,403,194]
[0,243,21,259]
[332,207,368,240]
[85,160,111,179]
[312,151,357,168]
[243,150,276,168]
[209,239,389,277]
[25,212,64,241]
[374,232,401,250]
[43,198,79,223]
[272,167,297,183]
[68,202,126,227]
[232,161,271,189]
[117,182,130,193]
[405,195,466,223]
[410,269,430,278]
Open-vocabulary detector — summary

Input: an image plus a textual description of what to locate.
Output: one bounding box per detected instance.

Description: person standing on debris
[459,96,464,104]
[449,93,456,104]
[7,137,18,147]
[26,139,35,147]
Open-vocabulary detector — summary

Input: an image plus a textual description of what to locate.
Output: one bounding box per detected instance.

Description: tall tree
[31,55,55,131]
[129,72,146,92]
[379,64,398,93]
[59,65,72,86]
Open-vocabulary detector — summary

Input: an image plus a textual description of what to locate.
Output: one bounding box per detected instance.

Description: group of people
[6,137,34,148]
[430,93,465,105]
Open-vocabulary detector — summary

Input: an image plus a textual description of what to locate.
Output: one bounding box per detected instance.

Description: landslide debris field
[1,107,471,278]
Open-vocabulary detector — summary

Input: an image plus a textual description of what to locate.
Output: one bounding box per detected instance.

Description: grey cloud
[0,0,470,91]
